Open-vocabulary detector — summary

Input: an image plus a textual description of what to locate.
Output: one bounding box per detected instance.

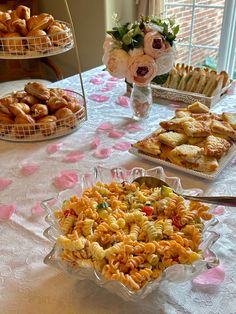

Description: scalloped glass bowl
[42,166,220,301]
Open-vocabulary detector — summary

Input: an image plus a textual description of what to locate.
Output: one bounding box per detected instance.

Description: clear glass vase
[130,83,152,120]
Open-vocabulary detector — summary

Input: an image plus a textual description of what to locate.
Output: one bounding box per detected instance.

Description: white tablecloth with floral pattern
[1,66,236,314]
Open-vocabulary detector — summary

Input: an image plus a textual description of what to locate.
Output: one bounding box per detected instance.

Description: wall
[39,0,136,78]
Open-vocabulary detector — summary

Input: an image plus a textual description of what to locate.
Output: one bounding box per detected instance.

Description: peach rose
[144,31,171,59]
[155,48,176,75]
[127,54,157,87]
[106,48,130,78]
[102,35,115,66]
[128,47,144,57]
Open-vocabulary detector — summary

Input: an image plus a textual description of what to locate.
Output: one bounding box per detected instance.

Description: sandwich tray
[150,81,233,108]
[129,144,236,180]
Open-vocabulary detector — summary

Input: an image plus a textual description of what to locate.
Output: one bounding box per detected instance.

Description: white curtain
[136,0,164,17]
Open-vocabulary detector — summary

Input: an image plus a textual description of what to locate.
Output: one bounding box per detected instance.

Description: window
[163,0,236,78]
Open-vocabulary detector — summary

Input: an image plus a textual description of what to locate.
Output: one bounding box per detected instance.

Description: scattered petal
[108,77,121,81]
[90,78,104,85]
[97,122,113,132]
[231,158,236,165]
[47,142,63,154]
[47,198,57,206]
[31,201,45,215]
[89,94,110,102]
[20,162,40,176]
[116,96,130,107]
[212,205,225,215]
[63,150,85,163]
[65,90,75,97]
[0,203,16,219]
[105,82,117,88]
[90,135,100,149]
[93,148,113,159]
[108,130,125,138]
[169,102,182,109]
[113,141,132,151]
[100,87,113,92]
[0,178,13,192]
[126,123,144,132]
[192,265,225,286]
[227,89,235,95]
[97,72,107,77]
[54,170,78,190]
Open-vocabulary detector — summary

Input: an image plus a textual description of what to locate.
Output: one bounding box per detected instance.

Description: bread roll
[15,5,31,20]
[3,32,25,54]
[27,29,52,52]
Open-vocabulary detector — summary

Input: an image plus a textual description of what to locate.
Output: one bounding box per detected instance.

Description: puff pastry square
[182,120,211,137]
[204,135,232,159]
[157,131,188,148]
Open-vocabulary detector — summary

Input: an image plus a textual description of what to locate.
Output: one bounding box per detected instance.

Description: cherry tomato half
[142,205,154,216]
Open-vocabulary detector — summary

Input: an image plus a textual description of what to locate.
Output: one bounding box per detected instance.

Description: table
[1,66,236,314]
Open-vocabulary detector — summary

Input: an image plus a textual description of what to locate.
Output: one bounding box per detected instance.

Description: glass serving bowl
[42,166,220,301]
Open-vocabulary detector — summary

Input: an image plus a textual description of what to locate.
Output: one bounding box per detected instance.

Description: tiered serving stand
[0,0,87,142]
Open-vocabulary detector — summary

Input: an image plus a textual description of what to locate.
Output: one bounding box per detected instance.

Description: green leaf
[132,34,144,48]
[122,33,132,45]
[152,73,169,85]
[172,25,180,35]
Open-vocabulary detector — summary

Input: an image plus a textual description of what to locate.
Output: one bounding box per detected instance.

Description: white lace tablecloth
[1,66,236,314]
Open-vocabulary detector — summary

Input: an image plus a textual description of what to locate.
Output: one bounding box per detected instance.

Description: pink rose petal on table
[90,135,100,149]
[108,77,121,81]
[31,201,45,215]
[54,170,78,190]
[93,148,113,159]
[20,162,40,176]
[192,265,225,286]
[212,205,225,215]
[0,203,16,219]
[116,96,130,107]
[126,123,144,132]
[100,87,113,92]
[96,122,113,132]
[113,141,132,151]
[90,78,104,85]
[89,94,110,102]
[108,130,125,138]
[105,82,117,88]
[0,178,13,192]
[47,142,63,154]
[97,72,107,77]
[63,150,85,163]
[227,89,235,95]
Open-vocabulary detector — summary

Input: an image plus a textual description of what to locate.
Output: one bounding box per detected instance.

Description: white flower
[106,49,130,78]
[155,48,176,75]
[145,23,164,33]
[128,47,144,57]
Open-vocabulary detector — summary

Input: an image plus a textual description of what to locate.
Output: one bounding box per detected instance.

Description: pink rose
[106,49,130,78]
[144,31,171,59]
[127,54,157,86]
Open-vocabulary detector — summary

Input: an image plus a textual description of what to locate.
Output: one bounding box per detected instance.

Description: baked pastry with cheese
[187,101,209,113]
[170,144,204,163]
[182,120,211,137]
[160,117,194,132]
[158,131,188,148]
[222,113,236,130]
[132,136,162,156]
[204,135,231,159]
[210,120,236,140]
[175,108,191,118]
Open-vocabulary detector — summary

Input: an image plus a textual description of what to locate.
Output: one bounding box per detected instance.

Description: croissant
[10,18,28,36]
[55,107,76,128]
[0,113,14,135]
[3,32,25,54]
[15,5,31,20]
[49,88,67,98]
[31,104,48,119]
[0,11,11,23]
[0,21,8,33]
[37,115,57,136]
[27,29,52,52]
[47,96,67,113]
[9,103,31,116]
[14,113,36,137]
[21,94,40,106]
[24,82,50,101]
[63,95,81,113]
[27,13,54,31]
[47,25,70,46]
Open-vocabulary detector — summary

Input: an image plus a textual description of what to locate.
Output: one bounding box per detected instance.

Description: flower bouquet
[102,15,179,119]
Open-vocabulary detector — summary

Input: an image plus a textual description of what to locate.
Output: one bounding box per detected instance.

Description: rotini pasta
[54,180,213,291]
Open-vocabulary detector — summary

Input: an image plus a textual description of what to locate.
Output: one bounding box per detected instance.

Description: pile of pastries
[0,5,72,54]
[162,63,229,97]
[132,101,236,173]
[0,82,83,138]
